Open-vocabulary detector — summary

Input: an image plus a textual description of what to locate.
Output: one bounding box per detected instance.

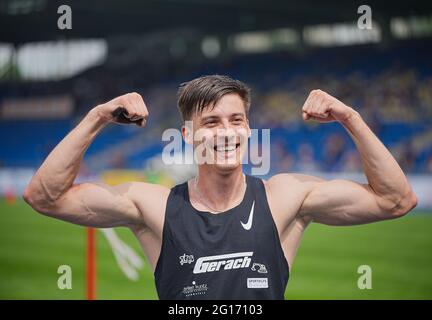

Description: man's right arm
[22,93,164,228]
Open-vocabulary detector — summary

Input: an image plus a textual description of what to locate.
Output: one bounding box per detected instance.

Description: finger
[310,104,329,119]
[310,111,329,119]
[131,93,148,121]
[129,93,143,118]
[310,92,324,115]
[136,117,147,127]
[129,93,149,127]
[302,93,314,114]
[109,96,128,122]
[115,95,132,117]
[133,92,146,112]
[112,95,138,124]
[125,93,139,118]
[137,98,149,121]
[311,91,331,118]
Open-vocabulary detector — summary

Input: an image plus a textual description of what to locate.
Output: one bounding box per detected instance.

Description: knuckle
[126,93,136,102]
[136,92,145,101]
[130,92,140,99]
[313,89,323,97]
[122,93,132,100]
[118,97,128,106]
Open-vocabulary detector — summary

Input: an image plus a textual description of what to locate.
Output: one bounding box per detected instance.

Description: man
[23,75,417,300]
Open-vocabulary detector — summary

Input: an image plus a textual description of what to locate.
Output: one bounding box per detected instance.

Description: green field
[1,199,431,299]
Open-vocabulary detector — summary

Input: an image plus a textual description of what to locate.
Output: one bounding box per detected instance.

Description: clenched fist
[302,90,357,124]
[92,92,149,127]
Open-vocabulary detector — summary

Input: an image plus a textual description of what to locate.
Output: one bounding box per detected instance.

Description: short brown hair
[177,75,251,122]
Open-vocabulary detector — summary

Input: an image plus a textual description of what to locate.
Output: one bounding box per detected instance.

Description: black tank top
[154,174,289,300]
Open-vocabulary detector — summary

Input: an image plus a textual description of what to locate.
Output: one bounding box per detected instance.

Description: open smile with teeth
[214,143,240,152]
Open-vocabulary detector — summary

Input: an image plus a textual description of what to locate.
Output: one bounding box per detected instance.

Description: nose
[216,121,236,144]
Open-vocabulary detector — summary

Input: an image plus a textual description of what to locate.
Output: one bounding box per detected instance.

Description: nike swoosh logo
[241,201,255,231]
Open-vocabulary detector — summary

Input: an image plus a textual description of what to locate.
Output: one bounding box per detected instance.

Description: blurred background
[0,0,431,299]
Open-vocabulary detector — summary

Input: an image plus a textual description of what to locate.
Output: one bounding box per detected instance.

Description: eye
[204,120,217,127]
[232,118,244,124]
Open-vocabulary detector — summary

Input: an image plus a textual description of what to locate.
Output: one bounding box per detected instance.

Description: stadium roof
[1,0,432,44]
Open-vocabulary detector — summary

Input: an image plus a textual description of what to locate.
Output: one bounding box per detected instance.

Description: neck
[192,166,246,213]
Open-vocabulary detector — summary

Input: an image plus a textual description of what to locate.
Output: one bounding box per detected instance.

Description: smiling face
[182,93,251,173]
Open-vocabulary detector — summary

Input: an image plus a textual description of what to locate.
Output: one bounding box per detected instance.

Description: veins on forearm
[38,176,61,205]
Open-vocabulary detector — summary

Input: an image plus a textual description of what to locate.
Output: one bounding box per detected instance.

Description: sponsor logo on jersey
[182,280,208,297]
[240,201,255,230]
[251,262,268,273]
[193,252,253,274]
[179,254,194,265]
[247,278,268,288]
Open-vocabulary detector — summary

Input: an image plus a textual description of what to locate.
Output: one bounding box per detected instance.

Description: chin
[211,154,244,174]
[213,162,242,173]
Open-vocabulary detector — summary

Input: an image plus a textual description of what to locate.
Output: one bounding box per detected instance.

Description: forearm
[341,110,414,207]
[24,109,108,207]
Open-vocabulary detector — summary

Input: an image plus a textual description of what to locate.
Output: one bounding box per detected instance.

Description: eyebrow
[200,116,219,123]
[230,113,246,118]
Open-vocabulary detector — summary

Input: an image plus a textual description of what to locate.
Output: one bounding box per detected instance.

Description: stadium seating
[1,39,431,173]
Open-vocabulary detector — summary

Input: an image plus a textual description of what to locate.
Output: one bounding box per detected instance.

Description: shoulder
[261,173,324,229]
[126,181,171,222]
[263,173,319,205]
[123,181,171,202]
[264,173,324,192]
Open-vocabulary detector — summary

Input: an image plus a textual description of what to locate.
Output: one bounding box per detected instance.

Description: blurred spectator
[323,133,346,171]
[426,155,432,173]
[295,143,320,172]
[341,150,362,172]
[271,140,294,173]
[397,141,416,173]
[1,42,431,173]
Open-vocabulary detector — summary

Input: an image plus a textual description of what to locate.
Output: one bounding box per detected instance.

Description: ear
[246,119,251,138]
[182,121,194,144]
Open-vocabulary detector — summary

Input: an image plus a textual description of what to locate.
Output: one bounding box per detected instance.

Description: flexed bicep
[41,182,143,228]
[298,89,417,225]
[299,179,400,226]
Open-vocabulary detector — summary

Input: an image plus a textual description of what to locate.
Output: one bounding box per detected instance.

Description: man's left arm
[298,90,417,225]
